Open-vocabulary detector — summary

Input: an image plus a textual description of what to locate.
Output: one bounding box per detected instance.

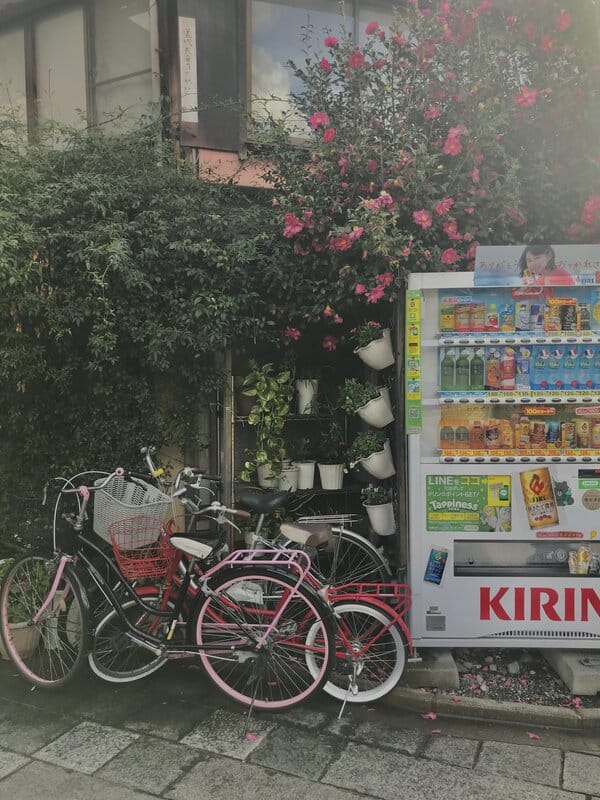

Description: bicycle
[139,445,391,586]
[0,469,336,711]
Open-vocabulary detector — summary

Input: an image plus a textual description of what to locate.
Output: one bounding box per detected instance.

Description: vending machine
[405,245,600,648]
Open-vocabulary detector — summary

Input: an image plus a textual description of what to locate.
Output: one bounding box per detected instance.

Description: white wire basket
[93,475,173,543]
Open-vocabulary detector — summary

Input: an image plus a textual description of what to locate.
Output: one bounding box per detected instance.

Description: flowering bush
[255,0,599,341]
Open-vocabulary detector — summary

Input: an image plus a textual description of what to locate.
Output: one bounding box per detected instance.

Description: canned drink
[577,545,593,575]
[546,420,561,448]
[424,547,448,585]
[568,551,578,575]
[576,418,590,449]
[589,554,600,576]
[560,422,576,449]
[519,468,559,529]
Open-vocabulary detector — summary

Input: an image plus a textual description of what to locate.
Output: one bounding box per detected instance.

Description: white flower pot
[317,463,344,490]
[354,329,394,370]
[356,387,394,428]
[360,440,396,479]
[364,502,396,536]
[295,461,316,490]
[279,466,299,493]
[296,379,319,415]
[0,621,40,661]
[257,464,278,489]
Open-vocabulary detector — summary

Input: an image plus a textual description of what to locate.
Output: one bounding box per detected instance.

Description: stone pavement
[1,659,600,800]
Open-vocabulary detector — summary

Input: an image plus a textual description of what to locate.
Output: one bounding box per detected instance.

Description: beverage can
[589,554,600,576]
[440,303,456,332]
[576,545,593,575]
[484,421,501,449]
[469,303,486,333]
[500,348,516,391]
[546,420,560,448]
[568,551,578,575]
[454,304,471,332]
[591,420,600,449]
[519,468,559,529]
[424,547,448,584]
[575,418,590,449]
[560,421,576,449]
[516,302,531,332]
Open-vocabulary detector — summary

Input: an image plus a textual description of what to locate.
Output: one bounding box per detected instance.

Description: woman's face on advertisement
[526,250,552,274]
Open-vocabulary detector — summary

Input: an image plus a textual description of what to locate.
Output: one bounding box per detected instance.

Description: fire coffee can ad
[519,467,559,529]
[424,547,449,584]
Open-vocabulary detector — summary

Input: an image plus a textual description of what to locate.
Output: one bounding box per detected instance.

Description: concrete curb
[386,686,600,730]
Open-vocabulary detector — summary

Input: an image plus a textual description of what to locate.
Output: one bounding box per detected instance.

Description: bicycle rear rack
[328,582,412,617]
[206,548,313,583]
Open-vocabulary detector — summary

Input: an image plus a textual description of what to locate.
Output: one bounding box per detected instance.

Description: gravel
[438,648,600,709]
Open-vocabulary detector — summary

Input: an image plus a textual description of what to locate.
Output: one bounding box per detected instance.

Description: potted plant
[0,558,41,661]
[347,430,396,479]
[316,419,347,490]
[288,435,316,490]
[234,375,257,418]
[239,362,293,488]
[340,378,394,428]
[279,463,300,492]
[351,322,394,370]
[361,486,396,536]
[294,365,320,415]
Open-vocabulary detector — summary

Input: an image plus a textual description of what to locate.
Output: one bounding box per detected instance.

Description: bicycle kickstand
[337,665,360,720]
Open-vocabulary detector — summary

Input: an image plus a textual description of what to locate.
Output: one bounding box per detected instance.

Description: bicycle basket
[108,515,173,580]
[93,475,172,543]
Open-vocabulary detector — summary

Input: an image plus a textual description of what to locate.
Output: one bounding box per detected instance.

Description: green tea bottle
[455,349,471,391]
[440,349,456,391]
[469,348,485,391]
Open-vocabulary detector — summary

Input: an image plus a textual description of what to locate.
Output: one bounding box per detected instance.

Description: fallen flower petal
[451,696,461,703]
[431,729,442,734]
[244,732,259,742]
[422,712,437,720]
[527,732,540,740]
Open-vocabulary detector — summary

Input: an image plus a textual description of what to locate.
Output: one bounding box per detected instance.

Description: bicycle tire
[306,601,406,703]
[88,587,170,683]
[192,567,335,710]
[0,554,89,689]
[283,527,390,586]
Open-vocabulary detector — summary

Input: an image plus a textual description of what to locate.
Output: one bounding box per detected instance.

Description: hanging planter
[296,379,319,415]
[317,463,344,490]
[356,388,394,428]
[361,487,396,536]
[354,328,394,370]
[360,439,396,479]
[295,460,316,490]
[279,465,299,492]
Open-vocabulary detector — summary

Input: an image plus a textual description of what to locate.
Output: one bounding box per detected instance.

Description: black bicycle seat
[237,490,290,515]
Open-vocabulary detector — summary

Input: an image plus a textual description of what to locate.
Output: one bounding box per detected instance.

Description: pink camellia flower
[324,35,339,47]
[568,223,585,237]
[378,191,393,208]
[515,86,538,107]
[582,195,600,225]
[506,15,517,27]
[413,209,433,229]
[365,21,380,35]
[354,283,367,295]
[323,305,334,317]
[391,31,407,47]
[470,167,480,184]
[322,127,336,143]
[284,326,301,340]
[465,206,474,214]
[348,50,365,69]
[441,247,460,265]
[309,111,330,129]
[329,234,352,252]
[349,226,364,242]
[366,284,386,303]
[322,335,338,351]
[435,197,455,216]
[443,218,462,240]
[376,272,394,287]
[320,57,332,73]
[556,11,572,31]
[334,314,343,324]
[338,157,349,176]
[424,105,441,120]
[363,198,380,212]
[443,136,462,155]
[449,123,468,137]
[302,210,314,229]
[283,212,304,238]
[293,242,310,256]
[372,58,388,70]
[539,35,555,54]
[366,159,378,173]
[445,70,457,81]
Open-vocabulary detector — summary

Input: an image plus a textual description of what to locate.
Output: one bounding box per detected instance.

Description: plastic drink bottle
[515,347,531,390]
[563,347,579,390]
[594,346,600,390]
[440,349,456,391]
[455,350,471,391]
[531,347,549,391]
[579,347,594,391]
[546,348,563,390]
[500,347,516,391]
[469,349,485,391]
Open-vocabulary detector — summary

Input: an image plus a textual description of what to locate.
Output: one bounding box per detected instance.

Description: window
[93,0,155,125]
[0,25,26,121]
[35,7,87,128]
[252,0,351,127]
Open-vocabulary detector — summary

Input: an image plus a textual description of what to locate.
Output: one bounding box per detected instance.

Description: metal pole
[394,280,409,577]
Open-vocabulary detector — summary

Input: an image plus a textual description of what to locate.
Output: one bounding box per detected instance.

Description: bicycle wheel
[306,601,406,703]
[287,528,390,586]
[89,588,171,683]
[193,568,334,710]
[0,555,89,688]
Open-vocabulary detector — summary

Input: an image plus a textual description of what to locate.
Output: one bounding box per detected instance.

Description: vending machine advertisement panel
[406,245,600,648]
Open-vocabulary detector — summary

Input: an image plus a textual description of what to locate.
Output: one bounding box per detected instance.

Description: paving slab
[0,702,77,755]
[563,751,600,795]
[265,707,329,729]
[180,708,276,760]
[165,756,368,800]
[34,721,139,775]
[322,741,584,800]
[422,735,479,768]
[350,720,425,756]
[96,734,202,794]
[120,698,210,742]
[249,724,339,780]
[476,740,562,787]
[0,747,29,780]
[0,760,158,800]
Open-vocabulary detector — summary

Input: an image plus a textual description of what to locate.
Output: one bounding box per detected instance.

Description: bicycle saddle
[170,536,213,560]
[280,522,332,548]
[237,490,290,515]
